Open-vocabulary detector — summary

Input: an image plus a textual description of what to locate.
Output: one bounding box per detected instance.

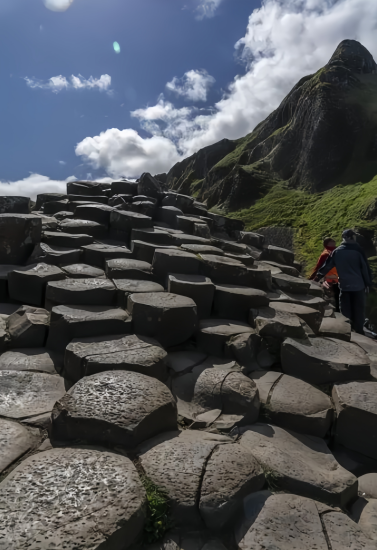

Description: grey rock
[59,218,108,238]
[268,290,327,314]
[359,473,377,499]
[251,306,308,340]
[65,333,168,382]
[237,232,264,249]
[269,300,322,332]
[35,193,67,210]
[240,423,357,507]
[359,499,377,540]
[0,418,38,474]
[110,209,152,233]
[168,274,215,319]
[138,172,162,199]
[197,319,254,356]
[8,263,65,307]
[260,245,295,266]
[223,253,255,267]
[153,249,201,283]
[0,348,62,375]
[42,231,93,248]
[67,180,110,196]
[213,285,268,321]
[47,304,131,353]
[128,292,198,347]
[272,272,311,294]
[281,337,370,385]
[226,332,262,372]
[260,260,300,277]
[106,258,152,280]
[131,227,175,246]
[167,351,208,375]
[173,234,211,247]
[0,196,30,214]
[82,243,132,268]
[112,179,139,195]
[7,306,49,348]
[319,315,351,341]
[113,278,164,308]
[61,263,105,279]
[0,214,41,264]
[45,278,116,309]
[131,240,179,264]
[322,510,376,550]
[52,370,177,447]
[0,370,65,419]
[44,199,69,215]
[252,371,333,437]
[181,244,224,255]
[199,254,250,285]
[156,206,184,227]
[162,192,194,211]
[333,381,377,460]
[28,243,82,267]
[74,204,113,225]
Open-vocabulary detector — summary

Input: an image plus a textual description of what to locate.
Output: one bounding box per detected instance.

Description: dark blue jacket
[318,241,373,291]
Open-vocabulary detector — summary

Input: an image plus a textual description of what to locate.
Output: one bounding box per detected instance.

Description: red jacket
[309,249,339,283]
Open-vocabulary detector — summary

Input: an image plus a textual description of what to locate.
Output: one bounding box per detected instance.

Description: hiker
[309,237,340,312]
[314,229,373,334]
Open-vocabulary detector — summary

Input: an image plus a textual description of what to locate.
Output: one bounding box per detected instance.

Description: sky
[1,0,377,199]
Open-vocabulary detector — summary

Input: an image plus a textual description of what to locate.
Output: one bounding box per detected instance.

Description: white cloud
[59,161,66,165]
[76,0,377,178]
[75,128,181,178]
[44,0,74,12]
[196,0,224,19]
[24,74,111,94]
[166,69,215,102]
[0,174,76,201]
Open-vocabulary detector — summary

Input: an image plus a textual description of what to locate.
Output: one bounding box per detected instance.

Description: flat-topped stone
[0,447,146,550]
[65,333,168,382]
[0,214,42,264]
[197,319,254,356]
[61,263,105,279]
[272,272,311,294]
[0,418,39,475]
[260,245,295,265]
[267,290,326,314]
[281,337,370,385]
[45,278,116,309]
[168,274,215,319]
[110,209,152,232]
[114,278,164,307]
[42,231,93,248]
[59,218,108,237]
[52,370,177,447]
[251,305,308,339]
[47,304,131,352]
[131,227,175,246]
[319,315,351,341]
[0,370,65,420]
[8,263,65,307]
[240,424,357,507]
[333,381,377,460]
[213,285,269,321]
[128,292,198,347]
[7,305,50,348]
[29,242,82,266]
[181,244,224,255]
[74,203,113,225]
[81,243,132,268]
[152,249,201,282]
[269,300,322,332]
[106,258,152,280]
[0,348,62,375]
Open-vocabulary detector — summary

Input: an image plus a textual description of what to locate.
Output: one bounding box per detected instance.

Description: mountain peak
[328,39,377,74]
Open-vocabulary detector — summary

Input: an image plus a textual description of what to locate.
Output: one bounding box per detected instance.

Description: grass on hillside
[229,178,377,271]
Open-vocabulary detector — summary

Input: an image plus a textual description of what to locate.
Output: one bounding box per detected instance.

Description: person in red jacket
[309,237,339,311]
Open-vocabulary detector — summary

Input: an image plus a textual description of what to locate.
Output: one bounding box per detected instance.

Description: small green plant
[263,467,281,492]
[142,476,172,543]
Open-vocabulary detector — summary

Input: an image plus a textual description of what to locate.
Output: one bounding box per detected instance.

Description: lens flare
[44,0,74,12]
[113,42,121,54]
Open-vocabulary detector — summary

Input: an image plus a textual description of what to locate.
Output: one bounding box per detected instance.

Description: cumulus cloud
[196,0,224,19]
[0,174,76,201]
[75,128,181,178]
[44,0,74,12]
[166,70,215,102]
[24,74,111,94]
[76,0,377,178]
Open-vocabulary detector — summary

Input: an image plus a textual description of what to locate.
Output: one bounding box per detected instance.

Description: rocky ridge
[0,176,377,549]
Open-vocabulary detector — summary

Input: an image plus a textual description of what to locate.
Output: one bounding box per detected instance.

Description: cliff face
[165,40,377,210]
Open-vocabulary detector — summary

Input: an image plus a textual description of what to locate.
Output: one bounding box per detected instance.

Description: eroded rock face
[0,214,41,264]
[0,448,146,550]
[0,348,61,375]
[240,424,357,507]
[0,419,38,475]
[52,370,177,447]
[45,278,116,308]
[7,306,50,348]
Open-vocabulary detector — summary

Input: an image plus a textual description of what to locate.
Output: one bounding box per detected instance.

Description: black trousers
[339,289,366,334]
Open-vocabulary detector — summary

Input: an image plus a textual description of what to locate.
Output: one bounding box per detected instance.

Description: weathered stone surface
[8,263,65,307]
[200,444,265,531]
[0,265,22,301]
[333,381,377,460]
[252,371,333,437]
[261,260,300,277]
[65,334,168,382]
[114,279,164,308]
[36,193,67,210]
[269,300,322,332]
[132,240,179,264]
[67,180,110,196]
[7,306,49,348]
[319,315,351,341]
[322,510,377,550]
[167,351,208,375]
[269,290,327,313]
[162,192,194,211]
[199,254,250,285]
[359,473,377,499]
[61,263,105,279]
[139,430,231,525]
[359,499,377,541]
[281,337,370,385]
[74,203,113,225]
[45,278,116,308]
[172,360,259,428]
[47,305,131,352]
[237,493,328,550]
[153,249,201,282]
[42,231,93,248]
[0,348,61,375]
[112,179,139,195]
[156,206,183,227]
[213,285,268,321]
[0,418,38,474]
[260,245,295,266]
[110,209,152,233]
[81,243,132,268]
[173,234,211,247]
[106,258,152,280]
[181,244,224,256]
[0,214,41,264]
[59,218,108,238]
[237,231,264,249]
[240,424,357,507]
[197,319,254,356]
[52,371,177,447]
[272,272,310,294]
[223,252,255,267]
[0,370,65,419]
[251,306,308,339]
[138,172,162,199]
[0,447,146,550]
[131,227,175,246]
[128,292,198,347]
[168,274,215,319]
[226,332,262,372]
[0,196,30,214]
[28,242,82,267]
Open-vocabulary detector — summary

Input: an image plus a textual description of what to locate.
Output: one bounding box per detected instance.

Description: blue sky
[1,0,377,198]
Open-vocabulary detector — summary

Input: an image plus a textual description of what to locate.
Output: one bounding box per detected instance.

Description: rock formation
[0,178,376,549]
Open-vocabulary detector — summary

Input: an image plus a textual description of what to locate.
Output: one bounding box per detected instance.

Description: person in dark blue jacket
[315,229,373,334]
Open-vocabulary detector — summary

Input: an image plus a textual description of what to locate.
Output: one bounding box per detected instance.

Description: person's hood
[340,240,362,250]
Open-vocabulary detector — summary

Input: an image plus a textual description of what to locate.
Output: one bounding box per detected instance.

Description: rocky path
[0,173,376,549]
